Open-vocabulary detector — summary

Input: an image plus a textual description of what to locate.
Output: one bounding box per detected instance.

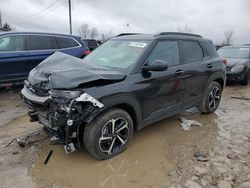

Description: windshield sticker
[129,42,147,48]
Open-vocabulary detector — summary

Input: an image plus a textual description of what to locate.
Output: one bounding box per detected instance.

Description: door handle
[207,63,213,68]
[175,70,184,75]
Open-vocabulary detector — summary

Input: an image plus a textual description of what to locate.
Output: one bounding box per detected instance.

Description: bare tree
[90,27,98,39]
[1,22,12,31]
[78,23,90,39]
[178,24,193,33]
[223,30,234,46]
[101,30,114,42]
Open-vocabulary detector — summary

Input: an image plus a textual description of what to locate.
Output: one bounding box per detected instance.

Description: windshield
[82,40,149,71]
[218,47,250,59]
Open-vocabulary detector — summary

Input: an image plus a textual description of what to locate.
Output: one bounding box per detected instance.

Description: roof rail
[156,32,202,38]
[116,33,142,37]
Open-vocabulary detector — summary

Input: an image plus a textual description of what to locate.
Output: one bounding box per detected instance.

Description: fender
[204,71,226,92]
[83,93,142,127]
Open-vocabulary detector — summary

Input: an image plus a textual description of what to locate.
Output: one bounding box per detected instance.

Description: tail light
[222,59,227,66]
[83,50,91,55]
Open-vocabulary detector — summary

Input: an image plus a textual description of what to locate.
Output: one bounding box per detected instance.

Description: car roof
[112,33,209,42]
[0,31,81,39]
[81,39,97,41]
[221,45,250,48]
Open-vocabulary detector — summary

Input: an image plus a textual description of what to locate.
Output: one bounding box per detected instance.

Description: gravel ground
[0,84,249,188]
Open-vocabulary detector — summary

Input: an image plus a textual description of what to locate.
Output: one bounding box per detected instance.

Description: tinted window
[55,36,79,48]
[202,41,218,56]
[0,35,25,52]
[148,41,179,66]
[27,35,54,50]
[88,40,98,47]
[182,41,203,63]
[218,47,250,59]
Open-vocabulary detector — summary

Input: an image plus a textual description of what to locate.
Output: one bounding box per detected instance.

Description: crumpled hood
[225,58,249,67]
[28,52,126,90]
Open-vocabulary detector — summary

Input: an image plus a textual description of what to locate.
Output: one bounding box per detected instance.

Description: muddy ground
[0,85,249,188]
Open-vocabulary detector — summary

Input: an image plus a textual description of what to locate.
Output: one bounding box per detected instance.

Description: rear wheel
[83,108,133,160]
[240,70,249,86]
[201,81,222,114]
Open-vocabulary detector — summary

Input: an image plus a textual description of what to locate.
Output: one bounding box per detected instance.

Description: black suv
[21,32,226,160]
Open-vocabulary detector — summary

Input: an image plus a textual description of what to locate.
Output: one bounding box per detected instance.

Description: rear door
[26,35,56,72]
[0,34,27,83]
[179,40,209,109]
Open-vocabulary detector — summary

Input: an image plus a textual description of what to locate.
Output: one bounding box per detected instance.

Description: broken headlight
[49,90,81,99]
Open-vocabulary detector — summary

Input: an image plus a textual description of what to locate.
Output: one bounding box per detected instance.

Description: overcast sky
[0,0,249,44]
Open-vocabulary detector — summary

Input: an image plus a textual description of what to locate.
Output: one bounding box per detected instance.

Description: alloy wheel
[208,86,221,110]
[99,117,130,155]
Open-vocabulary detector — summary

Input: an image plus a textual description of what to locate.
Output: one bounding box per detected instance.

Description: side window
[182,41,204,63]
[55,37,79,49]
[0,35,25,52]
[27,35,54,50]
[148,41,179,66]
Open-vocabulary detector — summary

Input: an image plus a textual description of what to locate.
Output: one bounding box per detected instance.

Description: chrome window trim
[0,33,82,53]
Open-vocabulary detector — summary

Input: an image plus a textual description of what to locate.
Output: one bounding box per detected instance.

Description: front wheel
[83,108,134,160]
[200,81,222,114]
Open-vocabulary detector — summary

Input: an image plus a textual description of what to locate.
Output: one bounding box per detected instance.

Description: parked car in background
[0,32,90,86]
[218,45,250,85]
[81,39,101,51]
[21,32,226,159]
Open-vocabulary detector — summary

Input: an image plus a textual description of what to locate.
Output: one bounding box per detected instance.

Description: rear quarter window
[27,35,55,50]
[202,41,218,57]
[55,36,80,49]
[182,40,204,63]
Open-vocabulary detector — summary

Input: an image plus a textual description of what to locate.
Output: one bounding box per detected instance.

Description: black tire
[200,81,222,114]
[240,70,249,86]
[83,108,133,160]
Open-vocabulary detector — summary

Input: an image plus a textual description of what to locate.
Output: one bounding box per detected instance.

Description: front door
[141,40,185,125]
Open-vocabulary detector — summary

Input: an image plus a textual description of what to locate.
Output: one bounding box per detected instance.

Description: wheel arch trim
[83,94,142,129]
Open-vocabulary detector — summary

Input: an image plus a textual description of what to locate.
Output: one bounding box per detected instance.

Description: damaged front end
[21,81,104,154]
[21,52,126,154]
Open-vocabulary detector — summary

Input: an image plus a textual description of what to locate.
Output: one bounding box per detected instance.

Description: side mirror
[142,60,168,72]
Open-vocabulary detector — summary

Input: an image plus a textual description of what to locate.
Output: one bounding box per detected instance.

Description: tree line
[1,21,234,46]
[78,23,114,42]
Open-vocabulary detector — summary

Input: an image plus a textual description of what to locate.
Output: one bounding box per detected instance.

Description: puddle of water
[31,121,176,188]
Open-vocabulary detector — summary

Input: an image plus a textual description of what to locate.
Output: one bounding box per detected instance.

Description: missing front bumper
[21,84,105,154]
